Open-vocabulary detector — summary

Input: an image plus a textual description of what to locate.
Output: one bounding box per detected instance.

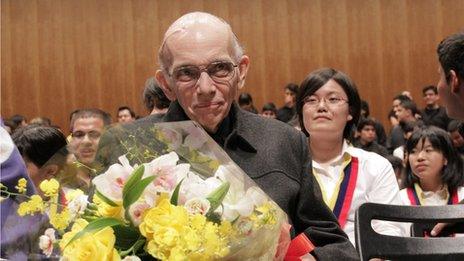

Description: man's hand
[431,222,449,236]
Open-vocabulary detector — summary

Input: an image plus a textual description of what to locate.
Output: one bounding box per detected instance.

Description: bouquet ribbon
[284,232,315,261]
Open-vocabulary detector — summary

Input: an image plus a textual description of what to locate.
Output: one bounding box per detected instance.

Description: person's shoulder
[241,110,303,138]
[347,145,391,168]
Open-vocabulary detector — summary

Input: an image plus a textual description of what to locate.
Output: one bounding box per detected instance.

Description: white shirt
[313,141,407,244]
[400,185,464,206]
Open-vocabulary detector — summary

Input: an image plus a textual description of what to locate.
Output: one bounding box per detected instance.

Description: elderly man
[145,12,357,259]
[431,32,464,236]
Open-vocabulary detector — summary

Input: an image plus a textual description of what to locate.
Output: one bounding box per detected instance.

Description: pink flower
[128,202,150,226]
[92,155,133,202]
[39,228,56,257]
[184,198,211,215]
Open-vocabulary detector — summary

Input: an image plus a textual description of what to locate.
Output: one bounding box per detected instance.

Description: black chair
[355,203,464,261]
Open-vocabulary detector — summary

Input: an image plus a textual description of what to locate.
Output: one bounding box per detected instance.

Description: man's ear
[42,164,59,179]
[237,55,250,90]
[449,70,462,93]
[155,69,177,101]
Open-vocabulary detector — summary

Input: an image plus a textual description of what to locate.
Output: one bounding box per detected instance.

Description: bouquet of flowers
[3,121,290,260]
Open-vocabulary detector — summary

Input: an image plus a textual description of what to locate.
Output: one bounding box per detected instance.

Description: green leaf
[170,179,184,206]
[206,181,230,213]
[64,218,124,249]
[122,165,145,198]
[113,225,141,249]
[95,189,119,207]
[123,175,156,209]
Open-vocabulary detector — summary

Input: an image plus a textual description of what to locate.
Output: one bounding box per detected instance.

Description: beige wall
[2,0,464,132]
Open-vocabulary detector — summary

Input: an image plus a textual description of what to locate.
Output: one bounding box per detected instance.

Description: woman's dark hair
[404,126,464,191]
[12,125,68,168]
[262,102,277,113]
[296,68,361,139]
[143,77,170,111]
[238,93,253,106]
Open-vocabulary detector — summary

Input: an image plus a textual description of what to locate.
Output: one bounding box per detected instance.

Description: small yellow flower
[50,209,71,230]
[65,189,84,202]
[15,178,27,194]
[17,195,45,216]
[39,179,60,197]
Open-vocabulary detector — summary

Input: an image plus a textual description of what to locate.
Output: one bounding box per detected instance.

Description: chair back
[355,203,464,261]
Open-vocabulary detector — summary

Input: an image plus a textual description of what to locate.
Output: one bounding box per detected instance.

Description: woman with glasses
[296,68,406,244]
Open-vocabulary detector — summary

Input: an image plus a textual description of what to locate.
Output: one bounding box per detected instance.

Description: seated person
[117,106,136,124]
[360,100,387,146]
[12,125,68,191]
[142,77,170,117]
[238,92,258,113]
[400,126,464,206]
[421,85,451,130]
[353,118,389,157]
[448,120,464,156]
[68,109,110,187]
[296,67,406,244]
[260,102,277,119]
[276,83,298,122]
[393,120,423,162]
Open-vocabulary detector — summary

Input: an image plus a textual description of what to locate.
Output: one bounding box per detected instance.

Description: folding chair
[355,203,464,261]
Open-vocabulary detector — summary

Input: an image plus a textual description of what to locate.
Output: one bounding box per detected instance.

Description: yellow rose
[60,219,120,261]
[93,194,124,219]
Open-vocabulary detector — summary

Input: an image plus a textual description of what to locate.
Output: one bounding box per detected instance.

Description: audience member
[11,125,68,193]
[260,102,277,119]
[117,106,136,124]
[276,83,298,122]
[126,12,357,259]
[142,77,170,116]
[69,109,110,186]
[385,155,405,188]
[393,120,423,162]
[448,120,464,156]
[296,67,405,244]
[360,100,387,146]
[29,117,51,127]
[389,94,412,151]
[396,99,421,124]
[353,118,389,157]
[238,92,258,113]
[421,85,451,130]
[400,126,464,207]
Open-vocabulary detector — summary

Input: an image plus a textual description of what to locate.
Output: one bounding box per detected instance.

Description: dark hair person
[296,68,405,243]
[400,126,464,206]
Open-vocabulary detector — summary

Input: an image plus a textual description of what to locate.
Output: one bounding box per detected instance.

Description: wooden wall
[2,0,464,133]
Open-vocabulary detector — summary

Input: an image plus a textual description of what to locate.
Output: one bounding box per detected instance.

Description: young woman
[296,68,406,244]
[400,126,464,206]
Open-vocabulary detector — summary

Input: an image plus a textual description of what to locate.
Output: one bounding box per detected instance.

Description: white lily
[92,155,134,202]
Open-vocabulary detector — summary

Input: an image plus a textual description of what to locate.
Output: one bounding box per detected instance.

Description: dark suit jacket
[98,101,359,260]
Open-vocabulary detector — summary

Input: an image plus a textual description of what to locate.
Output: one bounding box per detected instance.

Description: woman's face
[408,138,447,181]
[302,79,352,139]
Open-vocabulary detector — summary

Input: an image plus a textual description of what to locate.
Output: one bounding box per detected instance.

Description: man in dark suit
[147,12,358,260]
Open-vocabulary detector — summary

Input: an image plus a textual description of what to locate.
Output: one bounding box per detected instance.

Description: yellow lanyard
[314,154,352,210]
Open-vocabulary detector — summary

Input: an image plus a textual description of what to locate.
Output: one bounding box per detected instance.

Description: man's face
[157,24,249,133]
[359,125,376,144]
[395,105,411,122]
[392,99,401,114]
[423,89,439,106]
[450,130,464,148]
[118,109,134,123]
[284,89,296,107]
[437,65,464,120]
[70,117,104,165]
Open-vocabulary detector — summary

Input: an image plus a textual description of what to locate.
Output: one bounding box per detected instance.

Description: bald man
[98,12,358,259]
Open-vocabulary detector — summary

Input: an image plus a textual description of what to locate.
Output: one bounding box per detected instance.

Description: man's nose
[196,72,216,95]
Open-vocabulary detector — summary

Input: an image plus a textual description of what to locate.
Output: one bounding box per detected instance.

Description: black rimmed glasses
[169,61,238,87]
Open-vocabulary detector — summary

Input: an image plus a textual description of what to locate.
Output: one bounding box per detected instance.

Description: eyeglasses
[304,95,348,107]
[72,130,101,141]
[169,61,238,87]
